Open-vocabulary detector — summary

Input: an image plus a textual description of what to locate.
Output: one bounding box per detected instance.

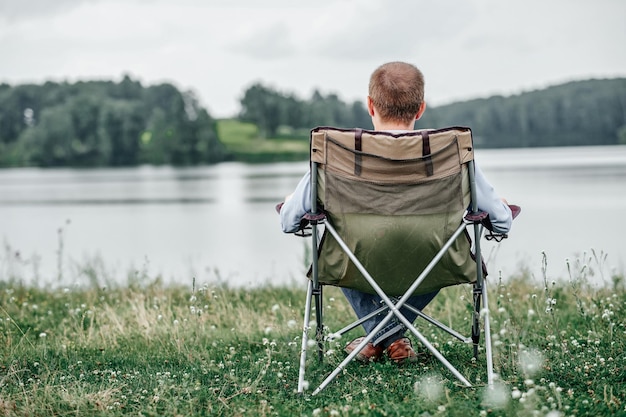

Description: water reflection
[0,146,625,288]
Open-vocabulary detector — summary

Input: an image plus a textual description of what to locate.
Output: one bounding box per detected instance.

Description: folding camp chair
[282,126,519,395]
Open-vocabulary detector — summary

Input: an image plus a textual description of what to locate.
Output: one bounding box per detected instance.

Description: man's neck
[372,120,415,131]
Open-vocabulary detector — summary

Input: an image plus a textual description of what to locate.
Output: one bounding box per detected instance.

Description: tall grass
[0,251,624,416]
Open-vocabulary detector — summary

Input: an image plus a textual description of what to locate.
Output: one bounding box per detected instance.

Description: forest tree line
[240,78,626,148]
[0,76,226,167]
[0,77,624,167]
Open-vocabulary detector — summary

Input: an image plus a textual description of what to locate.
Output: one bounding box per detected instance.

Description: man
[280,61,512,364]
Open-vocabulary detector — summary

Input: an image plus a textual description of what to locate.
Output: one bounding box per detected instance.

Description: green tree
[0,78,222,167]
[239,83,283,137]
[24,104,76,166]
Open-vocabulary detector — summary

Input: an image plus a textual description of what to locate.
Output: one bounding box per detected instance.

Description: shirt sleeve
[280,170,312,233]
[474,164,512,234]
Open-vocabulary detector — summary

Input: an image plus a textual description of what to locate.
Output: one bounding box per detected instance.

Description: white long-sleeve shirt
[280,163,512,234]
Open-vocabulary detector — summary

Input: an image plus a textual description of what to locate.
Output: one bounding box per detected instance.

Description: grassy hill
[217,119,309,163]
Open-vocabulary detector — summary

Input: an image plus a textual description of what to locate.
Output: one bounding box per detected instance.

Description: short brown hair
[368,62,425,125]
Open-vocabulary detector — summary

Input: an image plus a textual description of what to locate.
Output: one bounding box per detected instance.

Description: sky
[1,0,625,118]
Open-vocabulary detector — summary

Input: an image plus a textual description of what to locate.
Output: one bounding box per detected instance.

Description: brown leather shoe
[386,337,417,364]
[344,337,384,363]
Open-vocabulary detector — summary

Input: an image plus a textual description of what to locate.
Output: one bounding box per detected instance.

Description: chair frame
[295,127,499,395]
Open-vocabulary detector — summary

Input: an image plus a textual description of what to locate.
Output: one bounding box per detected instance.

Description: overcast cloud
[1,0,624,117]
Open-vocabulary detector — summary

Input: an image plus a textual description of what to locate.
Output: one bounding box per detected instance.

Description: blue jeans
[341,287,439,349]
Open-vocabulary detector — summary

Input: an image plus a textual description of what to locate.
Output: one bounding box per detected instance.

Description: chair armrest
[509,204,521,220]
[275,201,319,237]
[465,204,521,241]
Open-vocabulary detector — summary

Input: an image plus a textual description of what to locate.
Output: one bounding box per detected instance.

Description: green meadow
[217,119,309,163]
[0,251,625,416]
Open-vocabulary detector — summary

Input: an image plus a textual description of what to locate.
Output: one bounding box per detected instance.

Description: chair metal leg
[472,220,495,386]
[332,305,388,338]
[472,284,482,359]
[314,285,324,362]
[297,280,314,394]
[481,280,495,386]
[403,302,472,343]
[312,309,396,395]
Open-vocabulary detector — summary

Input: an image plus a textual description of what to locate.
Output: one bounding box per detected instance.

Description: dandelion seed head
[271,304,280,312]
[511,388,522,399]
[264,326,272,334]
[287,319,297,328]
[39,332,47,338]
[414,373,444,402]
[482,382,510,409]
[519,348,544,378]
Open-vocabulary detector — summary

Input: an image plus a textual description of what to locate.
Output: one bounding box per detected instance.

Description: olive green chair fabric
[310,126,478,296]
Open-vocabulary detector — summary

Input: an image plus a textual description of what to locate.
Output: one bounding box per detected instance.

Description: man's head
[368,61,425,128]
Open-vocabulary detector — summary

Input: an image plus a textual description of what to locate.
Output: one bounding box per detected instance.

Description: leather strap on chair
[421,130,434,177]
[354,128,363,176]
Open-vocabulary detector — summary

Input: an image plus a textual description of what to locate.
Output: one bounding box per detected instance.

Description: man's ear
[367,96,376,117]
[415,101,427,120]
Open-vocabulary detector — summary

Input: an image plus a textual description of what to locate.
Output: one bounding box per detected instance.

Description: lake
[1,145,625,288]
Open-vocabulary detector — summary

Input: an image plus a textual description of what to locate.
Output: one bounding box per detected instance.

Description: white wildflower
[511,388,522,399]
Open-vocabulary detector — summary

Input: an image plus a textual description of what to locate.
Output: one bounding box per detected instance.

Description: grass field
[1,252,625,416]
[216,119,310,163]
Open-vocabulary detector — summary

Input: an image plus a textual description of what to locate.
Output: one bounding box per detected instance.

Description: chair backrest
[309,126,478,296]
